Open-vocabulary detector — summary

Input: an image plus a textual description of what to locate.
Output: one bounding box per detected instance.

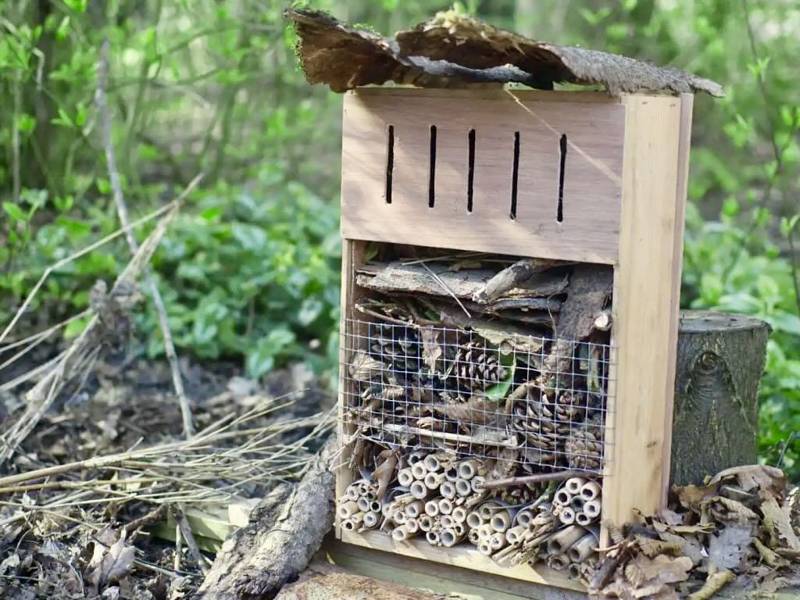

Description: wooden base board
[338,529,585,593]
[325,535,586,600]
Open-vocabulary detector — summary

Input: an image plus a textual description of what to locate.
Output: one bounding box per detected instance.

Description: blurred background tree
[0,0,797,474]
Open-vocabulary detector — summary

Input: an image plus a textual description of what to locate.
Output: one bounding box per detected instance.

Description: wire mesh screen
[341,318,614,475]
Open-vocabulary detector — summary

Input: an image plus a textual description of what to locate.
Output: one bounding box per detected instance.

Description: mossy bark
[670,311,770,486]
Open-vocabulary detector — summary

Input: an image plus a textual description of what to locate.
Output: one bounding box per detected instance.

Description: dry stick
[96,39,199,439]
[482,470,586,490]
[0,205,184,466]
[176,505,210,574]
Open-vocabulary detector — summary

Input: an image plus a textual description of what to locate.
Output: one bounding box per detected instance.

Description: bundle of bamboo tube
[338,451,602,582]
[553,476,602,527]
[337,478,383,532]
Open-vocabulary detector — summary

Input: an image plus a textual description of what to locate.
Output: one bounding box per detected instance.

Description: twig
[96,38,200,439]
[176,505,210,574]
[482,470,586,490]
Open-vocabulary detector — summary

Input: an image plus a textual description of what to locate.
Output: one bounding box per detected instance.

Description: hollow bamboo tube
[410,481,429,500]
[580,480,601,501]
[418,514,433,531]
[424,472,444,489]
[440,529,462,547]
[424,500,440,517]
[370,500,382,513]
[408,450,425,464]
[570,496,585,512]
[489,532,506,550]
[438,498,453,515]
[405,500,424,518]
[363,511,379,529]
[357,497,371,512]
[565,477,586,495]
[338,501,358,519]
[478,501,502,520]
[558,506,576,525]
[397,467,415,487]
[466,511,483,530]
[547,525,586,555]
[455,478,472,497]
[547,554,570,571]
[393,510,407,525]
[505,525,526,545]
[584,499,601,518]
[392,526,410,542]
[364,491,377,502]
[423,454,441,473]
[454,522,466,536]
[470,476,485,493]
[468,528,481,545]
[445,466,460,482]
[452,506,467,523]
[405,518,419,534]
[411,462,428,480]
[341,518,356,531]
[568,533,597,563]
[458,459,479,480]
[576,512,593,526]
[478,524,494,540]
[554,488,572,506]
[426,531,440,546]
[439,481,457,499]
[490,509,512,533]
[478,541,493,556]
[345,485,359,501]
[568,563,582,580]
[440,515,454,529]
[514,508,533,528]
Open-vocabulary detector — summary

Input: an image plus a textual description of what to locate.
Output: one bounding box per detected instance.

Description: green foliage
[0,1,798,474]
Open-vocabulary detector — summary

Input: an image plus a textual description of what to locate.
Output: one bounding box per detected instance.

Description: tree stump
[670,310,770,486]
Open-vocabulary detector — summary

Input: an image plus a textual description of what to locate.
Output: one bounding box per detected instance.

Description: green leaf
[485,353,515,401]
[3,202,27,222]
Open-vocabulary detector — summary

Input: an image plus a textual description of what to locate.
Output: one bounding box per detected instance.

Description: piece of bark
[472,258,558,303]
[670,311,770,486]
[195,437,336,600]
[357,261,567,304]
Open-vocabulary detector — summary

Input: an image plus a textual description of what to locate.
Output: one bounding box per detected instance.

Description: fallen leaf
[708,524,753,570]
[708,465,785,498]
[348,351,386,382]
[762,497,800,550]
[87,529,136,592]
[419,327,442,373]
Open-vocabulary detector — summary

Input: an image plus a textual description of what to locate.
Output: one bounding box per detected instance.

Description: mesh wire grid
[341,318,614,476]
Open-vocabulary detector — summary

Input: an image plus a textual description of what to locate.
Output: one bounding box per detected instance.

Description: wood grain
[601,94,691,527]
[341,88,625,263]
[341,529,585,592]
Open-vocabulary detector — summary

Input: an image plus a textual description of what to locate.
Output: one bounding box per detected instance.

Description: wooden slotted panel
[341,88,625,264]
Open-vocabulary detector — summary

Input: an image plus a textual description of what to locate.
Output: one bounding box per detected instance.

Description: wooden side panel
[341,88,625,263]
[601,95,692,526]
[335,238,368,536]
[340,530,585,593]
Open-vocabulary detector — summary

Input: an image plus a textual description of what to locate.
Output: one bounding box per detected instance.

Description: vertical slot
[510,131,520,220]
[428,125,437,208]
[467,129,476,213]
[385,125,394,204]
[557,133,567,222]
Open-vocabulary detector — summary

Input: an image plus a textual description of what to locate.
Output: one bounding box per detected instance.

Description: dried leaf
[761,496,800,550]
[87,529,135,591]
[348,351,385,382]
[625,554,692,588]
[708,525,753,570]
[419,327,441,372]
[708,465,786,498]
[675,483,716,512]
[687,568,735,600]
[372,450,398,500]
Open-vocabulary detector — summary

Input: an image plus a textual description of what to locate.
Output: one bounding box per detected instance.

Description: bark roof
[286,8,723,97]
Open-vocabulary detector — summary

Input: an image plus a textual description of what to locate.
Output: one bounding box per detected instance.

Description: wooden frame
[337,88,693,590]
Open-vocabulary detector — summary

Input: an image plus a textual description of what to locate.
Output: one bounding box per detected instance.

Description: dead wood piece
[472,259,564,304]
[196,437,336,599]
[482,470,585,490]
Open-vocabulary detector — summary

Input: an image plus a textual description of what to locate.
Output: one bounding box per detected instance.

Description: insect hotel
[290,8,723,593]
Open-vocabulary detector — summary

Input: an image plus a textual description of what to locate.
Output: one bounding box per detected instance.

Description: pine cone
[565,416,604,472]
[512,390,567,468]
[453,341,505,390]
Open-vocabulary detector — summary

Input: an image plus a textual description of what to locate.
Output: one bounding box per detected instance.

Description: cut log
[195,437,336,599]
[670,311,770,486]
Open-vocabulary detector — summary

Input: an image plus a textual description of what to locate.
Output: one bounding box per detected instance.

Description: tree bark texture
[196,437,336,600]
[670,310,770,486]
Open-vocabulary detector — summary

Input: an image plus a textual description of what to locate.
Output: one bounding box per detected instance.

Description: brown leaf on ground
[708,465,786,499]
[87,529,136,592]
[708,524,754,570]
[761,496,800,551]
